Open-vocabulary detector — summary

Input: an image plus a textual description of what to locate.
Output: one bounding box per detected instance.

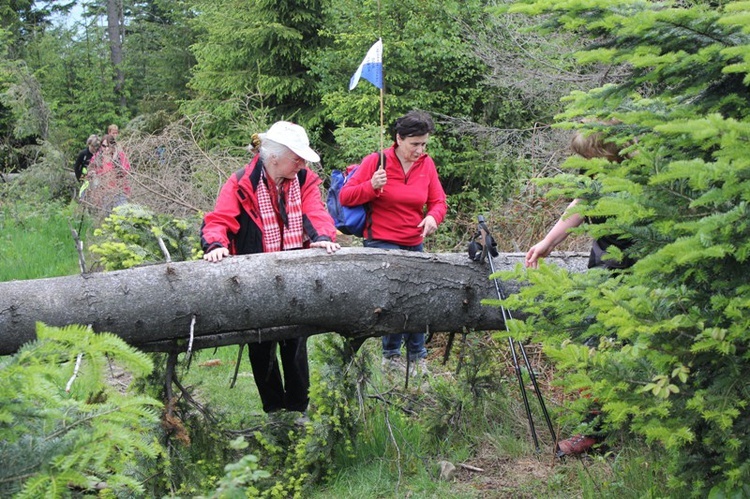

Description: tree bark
[0,248,589,355]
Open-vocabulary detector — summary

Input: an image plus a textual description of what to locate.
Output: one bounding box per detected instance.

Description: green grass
[180,344,265,426]
[0,201,85,281]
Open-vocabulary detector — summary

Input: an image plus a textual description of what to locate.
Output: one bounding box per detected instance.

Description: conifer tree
[494,1,750,495]
[0,323,162,497]
[183,0,327,145]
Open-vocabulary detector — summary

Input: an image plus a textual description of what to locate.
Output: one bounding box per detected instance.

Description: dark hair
[393,110,435,139]
[100,134,116,148]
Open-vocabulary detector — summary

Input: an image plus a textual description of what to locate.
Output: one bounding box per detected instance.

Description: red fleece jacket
[339,146,447,246]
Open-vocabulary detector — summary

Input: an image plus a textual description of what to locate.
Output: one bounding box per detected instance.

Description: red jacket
[88,149,131,195]
[339,146,447,246]
[201,156,336,255]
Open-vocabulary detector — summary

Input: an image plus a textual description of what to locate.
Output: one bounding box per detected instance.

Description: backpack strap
[374,151,386,170]
[359,151,386,177]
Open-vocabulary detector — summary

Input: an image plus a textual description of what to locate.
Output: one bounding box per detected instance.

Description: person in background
[525,124,633,271]
[73,134,100,181]
[106,124,119,139]
[85,134,131,211]
[339,110,448,376]
[525,124,634,457]
[201,121,340,417]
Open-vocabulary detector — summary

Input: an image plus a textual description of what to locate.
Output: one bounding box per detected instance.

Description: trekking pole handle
[476,215,498,260]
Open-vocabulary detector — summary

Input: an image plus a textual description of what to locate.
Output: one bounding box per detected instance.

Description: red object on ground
[556,434,597,457]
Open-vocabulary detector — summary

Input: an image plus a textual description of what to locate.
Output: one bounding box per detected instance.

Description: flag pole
[379,74,385,169]
[348,37,385,168]
[378,0,385,169]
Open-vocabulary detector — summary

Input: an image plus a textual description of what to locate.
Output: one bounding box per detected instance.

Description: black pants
[247,337,309,413]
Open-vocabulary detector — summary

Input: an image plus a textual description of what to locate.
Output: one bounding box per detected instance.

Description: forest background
[2,0,750,497]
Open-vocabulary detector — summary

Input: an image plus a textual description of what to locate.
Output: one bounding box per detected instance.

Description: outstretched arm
[525,199,584,268]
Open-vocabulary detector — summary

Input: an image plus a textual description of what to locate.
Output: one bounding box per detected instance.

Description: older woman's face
[274,152,307,180]
[397,133,429,161]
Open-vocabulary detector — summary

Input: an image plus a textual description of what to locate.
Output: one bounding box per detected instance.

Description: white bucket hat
[259,121,320,163]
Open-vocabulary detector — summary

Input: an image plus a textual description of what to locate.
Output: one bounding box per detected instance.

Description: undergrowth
[0,197,84,281]
[0,323,162,497]
[0,165,670,498]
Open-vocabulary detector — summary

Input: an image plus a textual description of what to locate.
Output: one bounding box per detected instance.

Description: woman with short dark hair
[339,110,448,376]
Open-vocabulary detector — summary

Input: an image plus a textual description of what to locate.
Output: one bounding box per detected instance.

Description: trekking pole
[471,215,557,452]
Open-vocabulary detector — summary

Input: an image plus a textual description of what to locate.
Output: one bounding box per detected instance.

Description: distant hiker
[106,123,120,139]
[200,121,340,416]
[73,134,100,181]
[85,134,131,212]
[340,110,447,376]
[525,122,635,456]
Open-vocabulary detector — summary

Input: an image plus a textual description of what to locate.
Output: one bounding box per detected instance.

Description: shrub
[89,203,202,271]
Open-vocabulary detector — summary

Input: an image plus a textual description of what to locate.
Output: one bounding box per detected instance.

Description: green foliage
[0,322,163,497]
[89,203,203,271]
[247,334,359,497]
[196,437,270,499]
[184,0,328,147]
[188,0,327,110]
[124,0,197,112]
[9,140,78,201]
[495,0,750,495]
[0,199,82,281]
[0,58,49,172]
[17,2,197,158]
[25,22,121,148]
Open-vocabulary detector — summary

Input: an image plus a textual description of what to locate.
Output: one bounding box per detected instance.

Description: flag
[349,39,383,91]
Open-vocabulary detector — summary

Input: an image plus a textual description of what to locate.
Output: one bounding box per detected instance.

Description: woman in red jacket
[201,121,340,415]
[339,110,448,375]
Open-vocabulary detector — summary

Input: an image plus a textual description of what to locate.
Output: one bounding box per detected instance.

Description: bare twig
[458,463,485,472]
[165,352,177,417]
[156,235,171,263]
[65,353,84,392]
[230,344,245,389]
[185,315,196,364]
[382,403,403,491]
[68,220,87,274]
[172,376,218,424]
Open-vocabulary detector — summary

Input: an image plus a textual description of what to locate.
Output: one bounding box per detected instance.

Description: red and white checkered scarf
[257,170,305,252]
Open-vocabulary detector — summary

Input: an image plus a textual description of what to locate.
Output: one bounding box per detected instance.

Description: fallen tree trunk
[0,248,589,355]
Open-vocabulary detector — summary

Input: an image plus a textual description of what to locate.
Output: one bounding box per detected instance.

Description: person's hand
[524,241,554,269]
[204,247,229,262]
[370,168,387,190]
[310,240,341,254]
[418,215,438,238]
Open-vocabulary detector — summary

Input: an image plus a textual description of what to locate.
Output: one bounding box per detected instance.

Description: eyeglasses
[288,155,306,167]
